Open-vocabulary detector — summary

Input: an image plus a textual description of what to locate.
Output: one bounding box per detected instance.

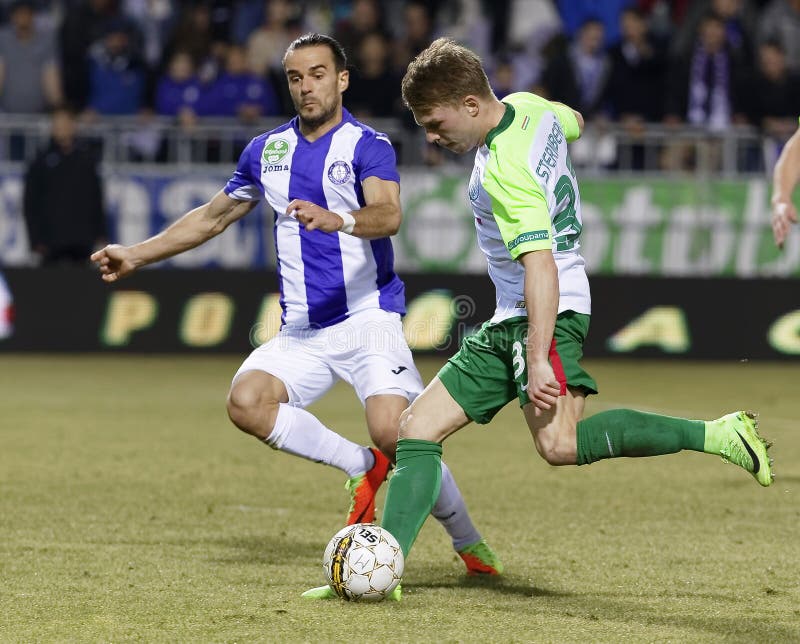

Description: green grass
[1,355,799,642]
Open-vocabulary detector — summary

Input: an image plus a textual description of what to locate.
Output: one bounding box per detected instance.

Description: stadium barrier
[2,268,799,360]
[2,170,798,276]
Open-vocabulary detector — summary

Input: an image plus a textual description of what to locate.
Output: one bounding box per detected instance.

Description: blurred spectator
[393,0,435,72]
[555,0,636,46]
[0,0,62,113]
[0,0,49,24]
[334,0,385,62]
[163,2,219,83]
[637,0,692,26]
[664,12,742,130]
[85,18,146,115]
[23,107,106,265]
[541,18,611,118]
[0,271,12,340]
[154,49,201,125]
[673,0,758,59]
[489,56,515,99]
[758,0,800,71]
[736,41,800,137]
[345,30,400,118]
[437,0,490,59]
[606,7,666,122]
[123,0,177,71]
[476,0,561,97]
[244,0,302,77]
[59,0,123,110]
[200,44,279,122]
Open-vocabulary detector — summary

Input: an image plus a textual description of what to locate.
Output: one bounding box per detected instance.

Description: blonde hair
[401,38,493,114]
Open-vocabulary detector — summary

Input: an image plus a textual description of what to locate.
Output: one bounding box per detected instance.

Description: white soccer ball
[322,523,404,601]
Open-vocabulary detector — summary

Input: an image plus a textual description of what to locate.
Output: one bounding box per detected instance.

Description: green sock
[381,438,442,557]
[576,409,705,465]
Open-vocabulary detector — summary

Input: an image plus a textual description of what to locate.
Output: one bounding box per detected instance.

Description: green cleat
[706,411,774,487]
[301,584,338,599]
[300,584,402,601]
[457,538,504,576]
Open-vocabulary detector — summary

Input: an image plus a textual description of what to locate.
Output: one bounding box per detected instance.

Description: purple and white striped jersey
[224,109,405,329]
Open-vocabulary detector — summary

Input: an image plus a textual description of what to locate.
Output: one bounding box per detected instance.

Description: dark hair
[761,39,785,54]
[283,33,347,72]
[700,10,725,26]
[621,6,647,20]
[578,17,604,31]
[51,103,76,118]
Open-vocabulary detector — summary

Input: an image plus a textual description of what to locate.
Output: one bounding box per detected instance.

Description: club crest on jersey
[327,160,352,185]
[263,139,290,165]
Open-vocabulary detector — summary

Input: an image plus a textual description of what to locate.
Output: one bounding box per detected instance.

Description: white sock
[431,461,481,551]
[265,404,374,478]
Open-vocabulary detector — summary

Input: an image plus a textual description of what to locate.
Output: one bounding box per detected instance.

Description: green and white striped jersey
[467,92,591,323]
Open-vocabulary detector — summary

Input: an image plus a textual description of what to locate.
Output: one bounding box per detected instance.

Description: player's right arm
[484,132,560,412]
[771,123,800,249]
[91,190,257,282]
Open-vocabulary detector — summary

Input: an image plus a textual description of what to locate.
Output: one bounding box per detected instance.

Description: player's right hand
[771,200,798,249]
[526,360,561,416]
[90,244,138,282]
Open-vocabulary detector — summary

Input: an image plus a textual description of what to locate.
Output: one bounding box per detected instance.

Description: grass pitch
[1,355,799,643]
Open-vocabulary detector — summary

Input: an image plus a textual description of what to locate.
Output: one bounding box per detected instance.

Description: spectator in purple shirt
[200,44,279,122]
[155,50,202,124]
[85,18,146,116]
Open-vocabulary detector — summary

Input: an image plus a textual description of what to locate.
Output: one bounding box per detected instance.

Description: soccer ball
[322,523,404,601]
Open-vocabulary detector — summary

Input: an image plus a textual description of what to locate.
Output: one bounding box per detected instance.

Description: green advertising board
[396,171,796,277]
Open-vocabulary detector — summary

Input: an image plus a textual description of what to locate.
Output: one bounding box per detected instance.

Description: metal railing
[0,113,417,168]
[0,113,779,176]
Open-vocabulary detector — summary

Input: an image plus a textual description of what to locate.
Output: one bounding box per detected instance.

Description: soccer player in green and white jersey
[302,38,774,600]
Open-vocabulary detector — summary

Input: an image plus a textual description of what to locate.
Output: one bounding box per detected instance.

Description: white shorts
[233,309,424,408]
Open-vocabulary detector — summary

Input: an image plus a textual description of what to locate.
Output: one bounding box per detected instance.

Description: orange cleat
[458,539,504,576]
[344,448,392,525]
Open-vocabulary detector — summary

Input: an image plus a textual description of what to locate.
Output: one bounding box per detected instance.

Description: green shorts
[439,311,598,425]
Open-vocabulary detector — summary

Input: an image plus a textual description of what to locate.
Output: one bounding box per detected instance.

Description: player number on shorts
[512,340,525,379]
[553,174,582,252]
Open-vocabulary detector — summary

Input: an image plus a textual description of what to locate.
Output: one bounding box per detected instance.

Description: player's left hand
[526,359,561,416]
[771,199,798,249]
[286,199,344,233]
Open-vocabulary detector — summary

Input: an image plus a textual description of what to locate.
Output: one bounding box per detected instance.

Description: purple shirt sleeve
[355,132,400,184]
[223,138,263,201]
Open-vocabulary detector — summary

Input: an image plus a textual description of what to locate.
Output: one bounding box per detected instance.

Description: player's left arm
[550,101,584,141]
[771,124,800,248]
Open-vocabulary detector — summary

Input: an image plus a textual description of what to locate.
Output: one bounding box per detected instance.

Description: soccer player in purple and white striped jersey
[92,34,502,588]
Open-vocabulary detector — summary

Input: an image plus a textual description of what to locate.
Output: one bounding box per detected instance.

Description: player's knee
[397,407,414,438]
[534,423,576,466]
[372,430,398,462]
[226,385,278,436]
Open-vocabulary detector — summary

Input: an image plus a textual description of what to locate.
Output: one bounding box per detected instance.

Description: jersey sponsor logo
[391,365,408,374]
[263,164,289,173]
[263,139,290,164]
[327,160,352,184]
[507,230,549,250]
[534,120,565,182]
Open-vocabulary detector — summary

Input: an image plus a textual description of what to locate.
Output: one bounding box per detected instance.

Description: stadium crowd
[0,0,797,136]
